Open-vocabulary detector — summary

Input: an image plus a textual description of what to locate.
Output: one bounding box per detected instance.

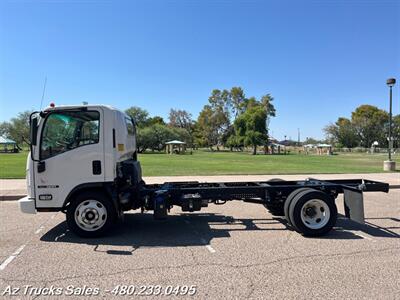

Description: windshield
[40,111,100,159]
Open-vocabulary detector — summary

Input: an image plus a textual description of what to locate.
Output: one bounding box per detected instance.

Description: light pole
[384,78,396,171]
[297,128,300,146]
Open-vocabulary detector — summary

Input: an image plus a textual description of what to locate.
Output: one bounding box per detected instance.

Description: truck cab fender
[62,182,120,216]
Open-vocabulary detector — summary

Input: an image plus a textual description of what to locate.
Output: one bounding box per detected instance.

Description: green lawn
[0,152,27,179]
[1,150,398,179]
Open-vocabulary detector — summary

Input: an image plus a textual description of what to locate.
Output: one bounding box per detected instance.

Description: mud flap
[343,189,365,224]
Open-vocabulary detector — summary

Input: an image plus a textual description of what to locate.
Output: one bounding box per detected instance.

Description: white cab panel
[34,107,105,208]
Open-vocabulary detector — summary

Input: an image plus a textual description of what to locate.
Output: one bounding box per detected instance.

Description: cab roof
[43,104,119,112]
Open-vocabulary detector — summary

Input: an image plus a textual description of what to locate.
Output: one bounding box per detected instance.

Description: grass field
[0,150,399,179]
[0,152,27,179]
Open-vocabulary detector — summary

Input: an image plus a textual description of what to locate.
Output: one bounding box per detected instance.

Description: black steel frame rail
[141,178,389,202]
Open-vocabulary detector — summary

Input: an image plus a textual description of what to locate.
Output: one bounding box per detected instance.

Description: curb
[0,195,26,201]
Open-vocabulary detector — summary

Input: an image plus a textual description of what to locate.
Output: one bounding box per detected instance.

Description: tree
[136,124,191,152]
[324,123,339,146]
[240,94,276,148]
[208,89,228,114]
[324,105,390,148]
[195,105,218,149]
[206,89,231,149]
[226,133,244,151]
[351,105,388,147]
[260,94,276,128]
[125,106,149,127]
[170,126,191,145]
[0,122,12,138]
[243,96,258,109]
[303,137,325,145]
[169,109,193,130]
[136,126,157,152]
[229,87,246,118]
[147,116,165,126]
[169,109,195,147]
[324,117,359,148]
[233,106,268,155]
[337,118,359,147]
[392,114,400,148]
[221,125,236,150]
[4,111,32,145]
[195,105,229,150]
[195,89,232,150]
[196,87,276,150]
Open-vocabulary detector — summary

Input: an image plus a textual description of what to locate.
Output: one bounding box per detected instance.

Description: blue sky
[1,0,399,140]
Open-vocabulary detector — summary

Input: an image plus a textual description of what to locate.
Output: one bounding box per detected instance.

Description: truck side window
[40,111,100,160]
[125,117,135,135]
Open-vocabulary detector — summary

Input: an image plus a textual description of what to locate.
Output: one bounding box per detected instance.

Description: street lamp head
[386,78,396,87]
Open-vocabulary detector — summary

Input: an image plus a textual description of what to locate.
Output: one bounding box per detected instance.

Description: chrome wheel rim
[74,200,107,231]
[300,199,330,230]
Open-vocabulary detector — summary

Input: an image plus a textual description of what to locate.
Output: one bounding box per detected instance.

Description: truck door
[34,108,105,208]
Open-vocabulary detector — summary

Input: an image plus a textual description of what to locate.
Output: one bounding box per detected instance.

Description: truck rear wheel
[66,191,116,238]
[288,189,337,236]
[284,187,311,226]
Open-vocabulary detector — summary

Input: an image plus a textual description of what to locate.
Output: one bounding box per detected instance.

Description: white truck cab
[19,104,142,236]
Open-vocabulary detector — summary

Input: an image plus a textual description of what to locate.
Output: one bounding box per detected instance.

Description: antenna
[39,76,47,110]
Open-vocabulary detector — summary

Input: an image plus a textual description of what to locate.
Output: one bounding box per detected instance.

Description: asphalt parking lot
[0,190,399,299]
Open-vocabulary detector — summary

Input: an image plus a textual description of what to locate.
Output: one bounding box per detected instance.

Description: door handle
[92,160,101,175]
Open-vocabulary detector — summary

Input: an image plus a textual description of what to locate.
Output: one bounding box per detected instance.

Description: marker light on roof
[50,102,55,108]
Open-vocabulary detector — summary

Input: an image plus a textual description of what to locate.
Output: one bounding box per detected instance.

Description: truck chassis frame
[137,178,389,235]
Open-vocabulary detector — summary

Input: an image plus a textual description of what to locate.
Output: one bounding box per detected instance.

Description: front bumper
[18,196,36,214]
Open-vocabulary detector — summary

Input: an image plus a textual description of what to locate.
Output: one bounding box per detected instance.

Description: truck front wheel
[66,191,116,237]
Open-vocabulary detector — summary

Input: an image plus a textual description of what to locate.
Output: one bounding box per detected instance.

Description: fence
[333,147,399,154]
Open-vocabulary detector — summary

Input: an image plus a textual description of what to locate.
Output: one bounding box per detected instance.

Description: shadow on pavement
[40,212,399,251]
[40,213,286,249]
[330,214,400,239]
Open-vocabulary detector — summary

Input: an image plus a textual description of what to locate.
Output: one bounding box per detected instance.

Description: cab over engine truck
[19,104,389,237]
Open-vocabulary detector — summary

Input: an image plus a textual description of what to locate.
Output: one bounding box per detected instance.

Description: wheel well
[62,184,114,212]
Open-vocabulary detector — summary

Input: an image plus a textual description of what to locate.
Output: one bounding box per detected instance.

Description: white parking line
[55,233,66,241]
[354,232,375,242]
[35,226,44,234]
[0,212,58,271]
[200,238,216,253]
[205,245,216,253]
[0,245,26,271]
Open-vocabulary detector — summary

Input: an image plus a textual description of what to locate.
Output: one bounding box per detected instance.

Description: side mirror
[30,117,38,146]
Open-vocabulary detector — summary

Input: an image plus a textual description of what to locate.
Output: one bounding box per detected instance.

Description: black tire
[267,178,284,182]
[289,189,337,237]
[66,191,117,238]
[284,188,311,226]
